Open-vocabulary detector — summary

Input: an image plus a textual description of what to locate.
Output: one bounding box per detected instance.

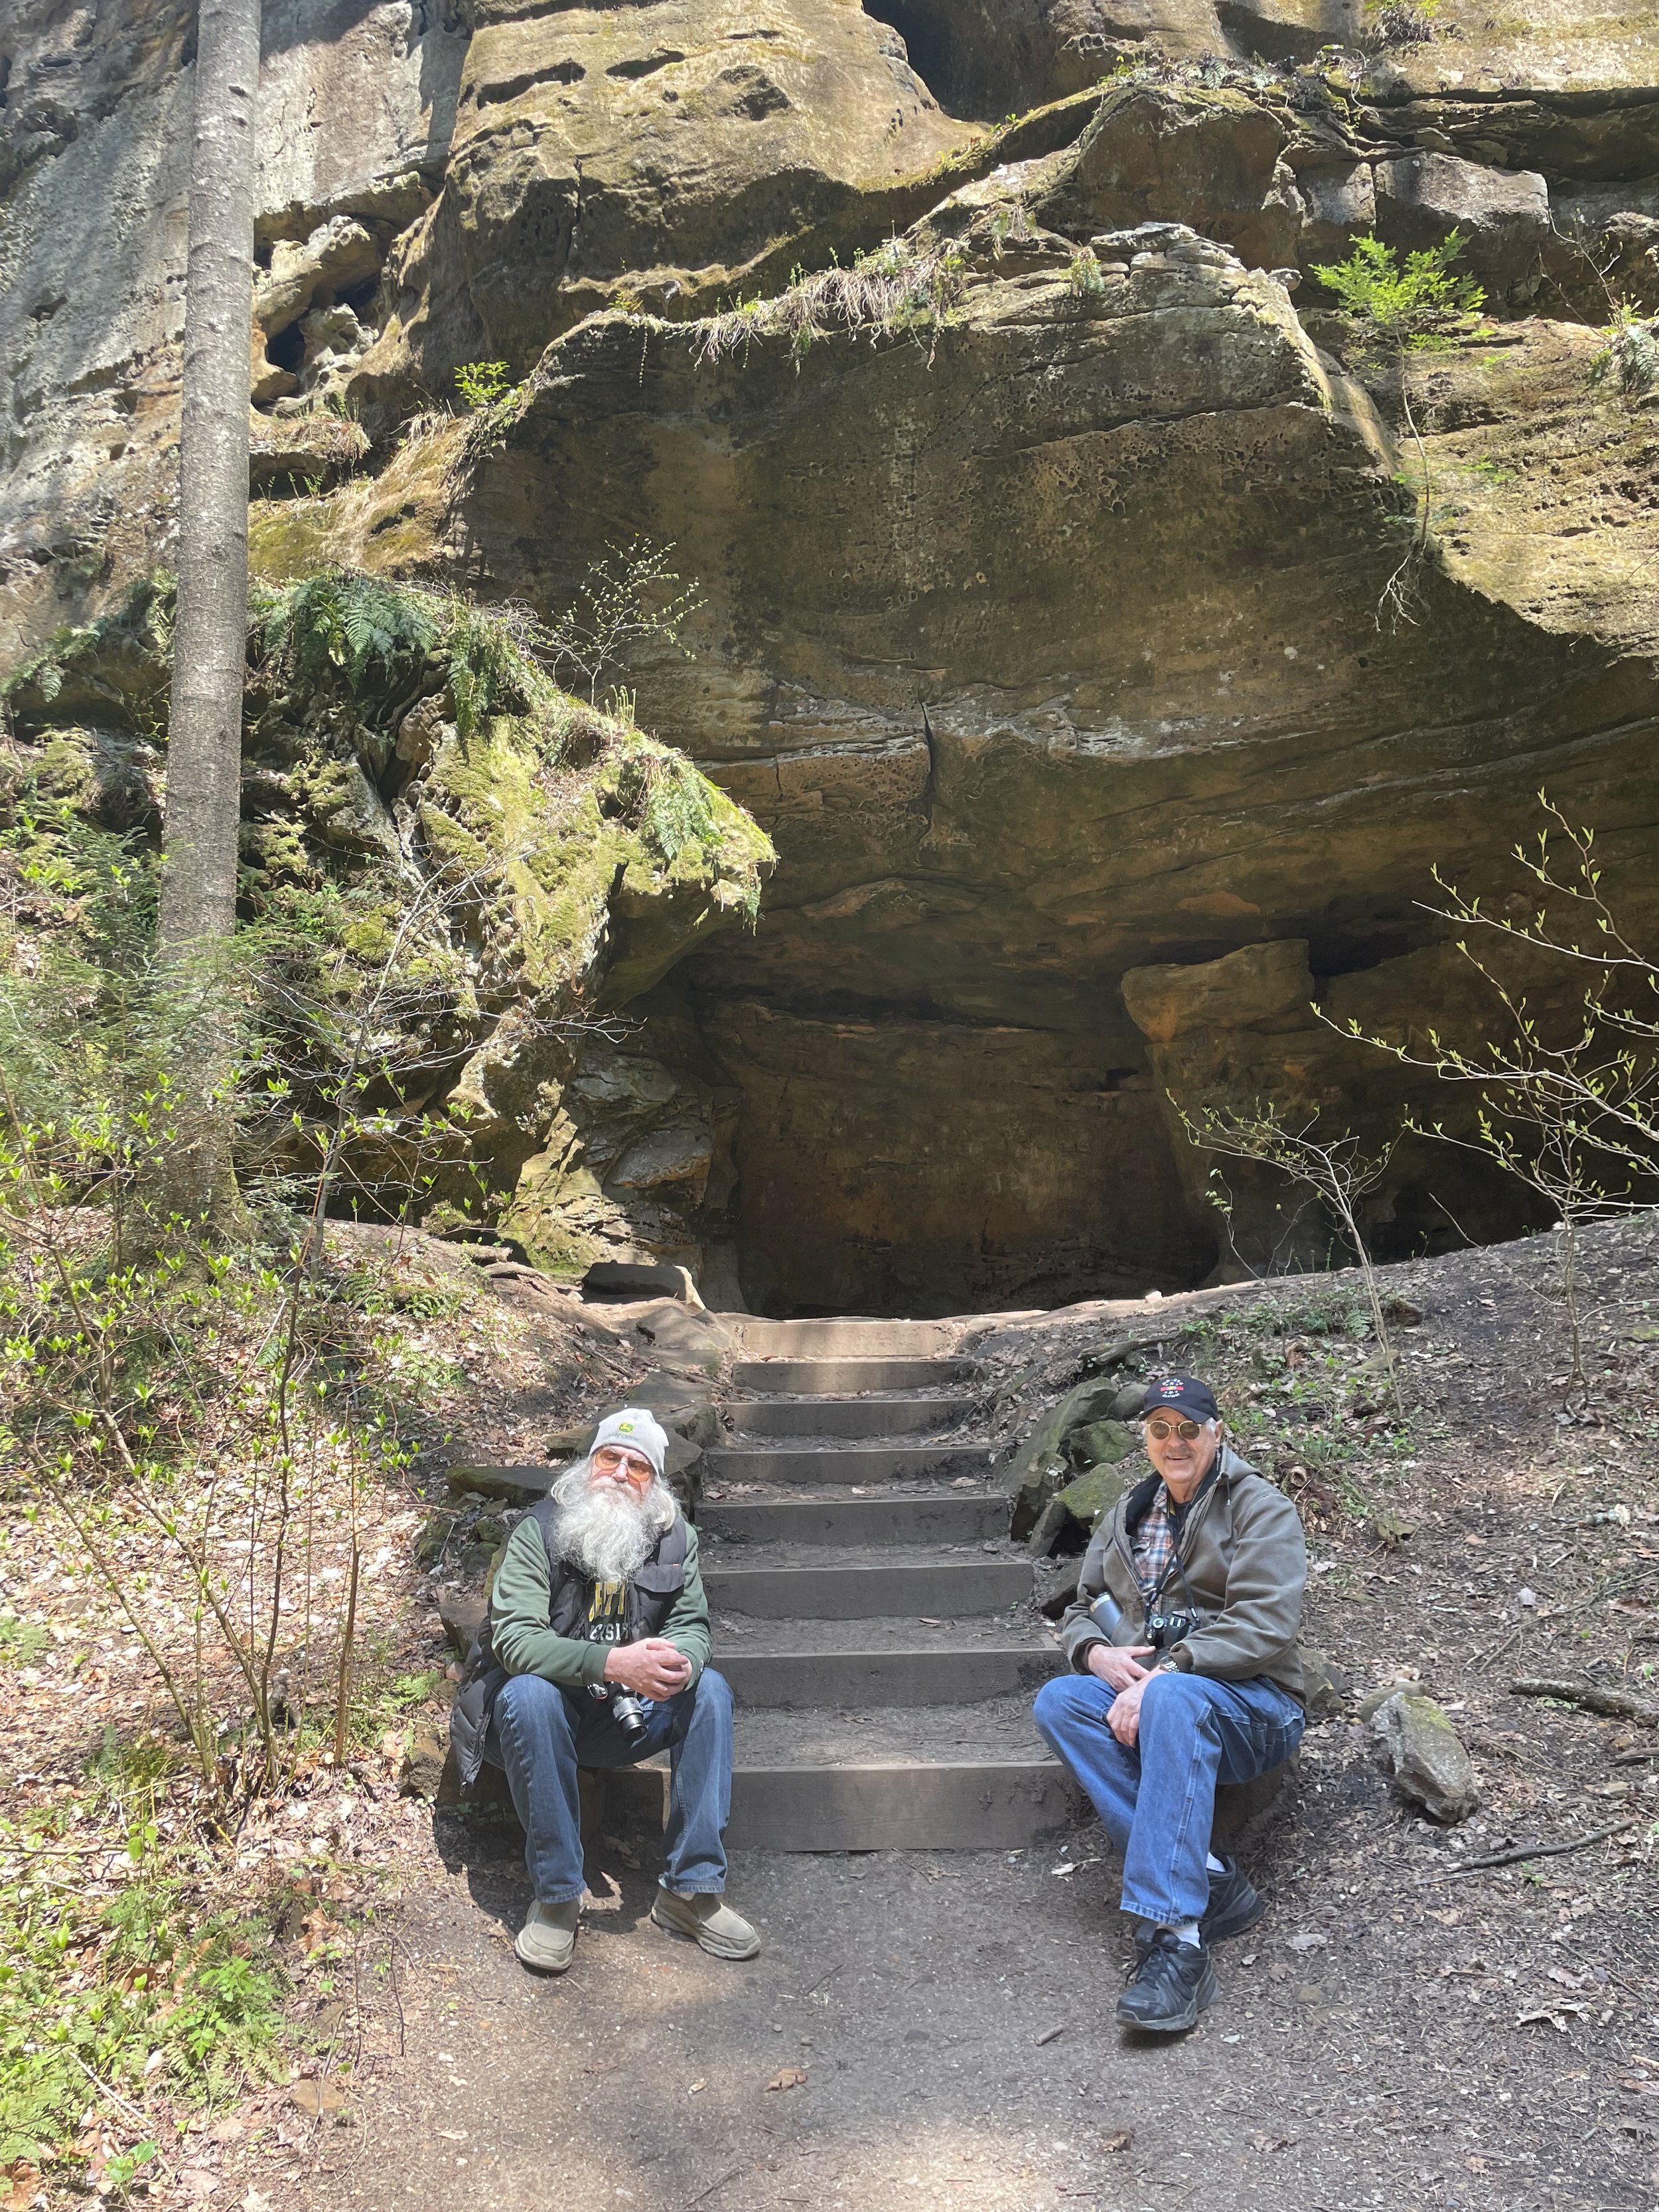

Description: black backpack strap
[527,1495,561,1566]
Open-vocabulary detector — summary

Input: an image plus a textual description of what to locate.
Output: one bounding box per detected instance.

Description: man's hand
[1108,1671,1152,1747]
[603,1638,692,1700]
[1085,1642,1156,1694]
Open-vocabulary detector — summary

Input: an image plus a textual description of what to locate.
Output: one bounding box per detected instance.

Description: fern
[261,571,437,694]
[1589,304,1659,398]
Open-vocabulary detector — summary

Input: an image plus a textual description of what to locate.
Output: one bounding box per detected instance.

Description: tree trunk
[153,0,261,1235]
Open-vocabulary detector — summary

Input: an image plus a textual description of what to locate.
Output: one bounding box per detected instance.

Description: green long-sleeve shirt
[489,1512,712,1690]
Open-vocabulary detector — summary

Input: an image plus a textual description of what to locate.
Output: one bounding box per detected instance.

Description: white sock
[1205,1853,1226,1874]
[1165,1920,1201,1947]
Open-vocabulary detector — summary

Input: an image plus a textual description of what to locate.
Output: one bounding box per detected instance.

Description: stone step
[725,1395,977,1439]
[697,1491,1009,1548]
[705,1443,999,1487]
[718,1640,1061,1706]
[724,1317,962,1359]
[725,1696,1076,1850]
[727,1760,1077,1852]
[731,1357,976,1395]
[596,1698,1079,1851]
[703,1558,1031,1619]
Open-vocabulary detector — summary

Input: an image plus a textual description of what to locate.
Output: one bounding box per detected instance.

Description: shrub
[1311,232,1484,349]
[453,360,512,410]
[1363,0,1438,46]
[1588,303,1659,399]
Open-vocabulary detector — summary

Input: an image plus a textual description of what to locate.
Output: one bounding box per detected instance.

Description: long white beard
[551,1463,675,1584]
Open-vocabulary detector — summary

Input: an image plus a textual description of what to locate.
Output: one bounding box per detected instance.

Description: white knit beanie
[590,1407,670,1476]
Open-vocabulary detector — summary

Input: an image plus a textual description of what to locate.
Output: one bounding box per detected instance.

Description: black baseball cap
[1143,1374,1219,1423]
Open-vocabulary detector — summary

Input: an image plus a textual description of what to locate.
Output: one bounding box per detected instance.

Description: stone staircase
[702,1315,1079,1852]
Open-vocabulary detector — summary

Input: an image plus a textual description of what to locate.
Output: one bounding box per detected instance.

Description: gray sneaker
[650,1887,761,1959]
[516,1899,579,1973]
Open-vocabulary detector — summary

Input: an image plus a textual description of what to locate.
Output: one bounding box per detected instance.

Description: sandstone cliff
[5,0,1659,1310]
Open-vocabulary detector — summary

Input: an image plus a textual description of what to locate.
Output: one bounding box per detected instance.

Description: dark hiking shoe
[1116,1931,1218,2033]
[1202,1855,1265,1944]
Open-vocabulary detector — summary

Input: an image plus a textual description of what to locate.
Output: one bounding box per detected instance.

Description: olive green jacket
[490,1509,712,1691]
[1057,1445,1308,1704]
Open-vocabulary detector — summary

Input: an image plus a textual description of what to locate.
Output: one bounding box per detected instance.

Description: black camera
[1145,1611,1200,1649]
[604,1684,651,1747]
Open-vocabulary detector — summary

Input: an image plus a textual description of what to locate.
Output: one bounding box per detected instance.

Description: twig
[1419,1818,1638,1881]
[333,1540,362,1766]
[1510,1678,1659,1727]
[678,2163,749,2211]
[70,2055,176,2177]
[1471,1621,1526,1670]
[1613,1747,1659,1765]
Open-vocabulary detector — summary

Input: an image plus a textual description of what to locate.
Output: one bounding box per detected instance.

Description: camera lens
[608,1688,650,1747]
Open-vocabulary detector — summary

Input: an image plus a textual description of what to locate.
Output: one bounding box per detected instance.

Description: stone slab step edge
[697,1493,1009,1547]
[589,1757,1278,1853]
[718,1644,1062,1706]
[727,1761,1082,1852]
[730,1357,977,1396]
[706,1443,998,1486]
[722,1317,961,1359]
[725,1395,977,1439]
[703,1560,1031,1619]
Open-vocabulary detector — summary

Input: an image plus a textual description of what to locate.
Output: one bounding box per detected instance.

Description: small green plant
[1312,232,1484,350]
[0,1613,50,1666]
[1067,250,1109,300]
[453,360,513,410]
[1588,303,1659,399]
[1362,0,1438,45]
[1312,234,1484,628]
[0,1848,287,2169]
[539,538,705,705]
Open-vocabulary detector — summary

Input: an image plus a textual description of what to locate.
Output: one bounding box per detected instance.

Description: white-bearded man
[450,1409,760,1974]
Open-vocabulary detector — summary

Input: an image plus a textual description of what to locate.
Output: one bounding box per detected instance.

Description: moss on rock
[1,565,774,1263]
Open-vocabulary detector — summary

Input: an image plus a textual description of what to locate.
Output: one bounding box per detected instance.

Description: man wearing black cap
[1033,1373,1307,2033]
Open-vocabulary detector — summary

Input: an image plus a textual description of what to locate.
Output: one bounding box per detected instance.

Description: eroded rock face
[450,184,1658,1301]
[9,4,1659,1310]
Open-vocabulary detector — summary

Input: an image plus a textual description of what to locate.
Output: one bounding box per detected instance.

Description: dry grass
[692,240,970,370]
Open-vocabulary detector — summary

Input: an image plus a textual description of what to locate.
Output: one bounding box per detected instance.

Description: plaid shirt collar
[1129,1482,1178,1601]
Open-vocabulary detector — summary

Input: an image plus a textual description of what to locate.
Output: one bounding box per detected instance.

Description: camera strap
[1142,1473,1214,1629]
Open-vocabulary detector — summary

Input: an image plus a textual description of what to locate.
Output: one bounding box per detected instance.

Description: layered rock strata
[7,2,1659,1308]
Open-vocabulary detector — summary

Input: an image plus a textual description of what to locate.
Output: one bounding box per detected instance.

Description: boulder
[1298,1644,1348,1722]
[1214,1758,1296,1840]
[1371,1690,1479,1823]
[1035,84,1301,271]
[397,1725,451,1801]
[255,215,383,339]
[437,1587,487,1657]
[1052,1443,1139,1528]
[1373,153,1551,303]
[1121,938,1316,1043]
[1295,160,1378,264]
[1009,1378,1147,1540]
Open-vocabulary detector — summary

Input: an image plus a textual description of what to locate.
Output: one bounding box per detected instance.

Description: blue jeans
[1033,1668,1305,1927]
[486,1667,735,1905]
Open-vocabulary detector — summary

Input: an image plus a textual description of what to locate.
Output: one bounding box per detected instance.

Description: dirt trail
[288,1220,1659,2212]
[294,1805,1645,2212]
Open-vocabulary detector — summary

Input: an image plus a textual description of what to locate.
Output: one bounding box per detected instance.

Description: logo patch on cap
[1157,1382,1182,1397]
[617,1420,636,1432]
